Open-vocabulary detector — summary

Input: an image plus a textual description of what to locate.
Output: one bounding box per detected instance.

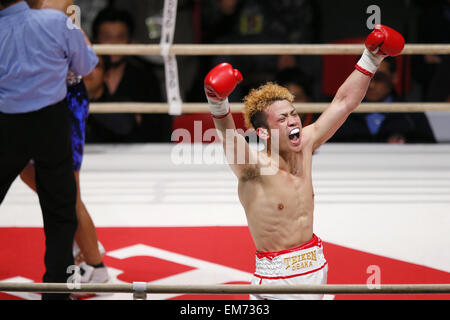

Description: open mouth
[288,127,301,144]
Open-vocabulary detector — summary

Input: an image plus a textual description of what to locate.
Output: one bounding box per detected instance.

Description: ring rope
[91,43,449,114]
[93,44,450,56]
[89,102,450,114]
[1,283,449,295]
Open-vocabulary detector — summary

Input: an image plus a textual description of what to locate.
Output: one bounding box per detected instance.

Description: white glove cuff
[207,97,230,118]
[356,49,385,77]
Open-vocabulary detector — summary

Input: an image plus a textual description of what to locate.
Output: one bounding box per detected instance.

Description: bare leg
[20,163,38,192]
[73,171,102,265]
[20,164,103,265]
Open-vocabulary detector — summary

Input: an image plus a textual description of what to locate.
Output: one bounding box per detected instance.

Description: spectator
[84,55,117,141]
[197,0,320,102]
[201,0,319,44]
[0,0,98,299]
[84,55,110,102]
[275,67,314,103]
[113,0,200,104]
[409,0,450,143]
[427,55,450,103]
[423,55,450,142]
[329,58,436,143]
[90,6,172,143]
[275,67,315,126]
[412,0,450,101]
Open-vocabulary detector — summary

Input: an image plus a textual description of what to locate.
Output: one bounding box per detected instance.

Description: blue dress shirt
[0,1,98,113]
[364,95,394,135]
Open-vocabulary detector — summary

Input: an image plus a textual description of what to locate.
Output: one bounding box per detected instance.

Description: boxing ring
[1,4,450,299]
[1,143,450,299]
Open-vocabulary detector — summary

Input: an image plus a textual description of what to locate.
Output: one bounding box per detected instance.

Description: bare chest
[239,148,314,211]
[239,169,314,214]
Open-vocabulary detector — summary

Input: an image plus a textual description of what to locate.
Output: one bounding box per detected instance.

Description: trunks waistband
[254,234,326,279]
[256,234,322,260]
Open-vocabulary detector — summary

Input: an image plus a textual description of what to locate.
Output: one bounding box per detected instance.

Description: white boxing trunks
[251,234,328,300]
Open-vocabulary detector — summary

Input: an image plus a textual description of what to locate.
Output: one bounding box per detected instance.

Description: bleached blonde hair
[243,82,294,129]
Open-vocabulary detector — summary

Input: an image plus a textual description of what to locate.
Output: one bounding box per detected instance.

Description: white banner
[161,0,182,115]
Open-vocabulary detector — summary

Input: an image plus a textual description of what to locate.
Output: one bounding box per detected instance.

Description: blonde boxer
[204,24,404,299]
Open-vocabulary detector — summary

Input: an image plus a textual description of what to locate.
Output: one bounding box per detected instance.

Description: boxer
[204,25,404,300]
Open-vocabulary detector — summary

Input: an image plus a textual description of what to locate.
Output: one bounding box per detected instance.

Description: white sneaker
[71,262,111,298]
[77,261,111,283]
[88,266,110,284]
[78,262,94,283]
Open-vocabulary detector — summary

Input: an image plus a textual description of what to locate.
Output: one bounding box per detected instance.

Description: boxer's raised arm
[205,63,259,178]
[311,25,405,150]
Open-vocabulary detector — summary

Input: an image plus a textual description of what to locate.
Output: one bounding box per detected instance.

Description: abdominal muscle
[238,173,315,253]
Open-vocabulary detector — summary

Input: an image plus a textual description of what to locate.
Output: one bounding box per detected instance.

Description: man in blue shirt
[0,0,98,300]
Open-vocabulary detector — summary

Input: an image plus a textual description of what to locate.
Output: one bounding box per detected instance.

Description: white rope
[90,42,450,115]
[92,44,450,56]
[1,282,449,294]
[88,102,450,114]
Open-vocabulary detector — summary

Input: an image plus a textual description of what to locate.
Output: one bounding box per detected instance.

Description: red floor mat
[0,227,449,300]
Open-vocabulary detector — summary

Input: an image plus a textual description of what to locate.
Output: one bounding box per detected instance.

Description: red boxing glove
[205,63,243,100]
[204,63,243,118]
[356,24,405,77]
[366,24,405,56]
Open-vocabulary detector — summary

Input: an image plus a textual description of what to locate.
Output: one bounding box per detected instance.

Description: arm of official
[64,24,98,77]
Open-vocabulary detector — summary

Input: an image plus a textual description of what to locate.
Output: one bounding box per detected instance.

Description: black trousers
[0,101,77,300]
